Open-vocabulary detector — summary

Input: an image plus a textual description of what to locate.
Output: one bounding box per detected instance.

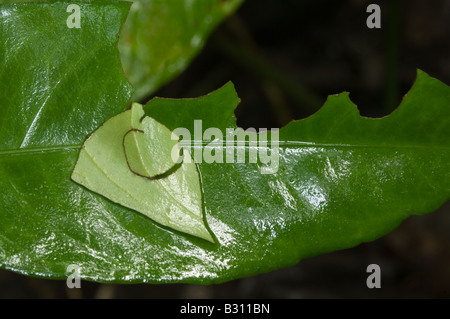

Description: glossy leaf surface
[0,1,132,149]
[144,74,450,283]
[0,2,449,284]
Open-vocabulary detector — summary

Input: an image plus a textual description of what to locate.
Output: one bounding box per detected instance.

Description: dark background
[1,0,449,298]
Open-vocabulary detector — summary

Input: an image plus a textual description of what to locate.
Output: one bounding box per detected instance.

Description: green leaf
[71,103,214,243]
[0,0,244,101]
[1,2,449,284]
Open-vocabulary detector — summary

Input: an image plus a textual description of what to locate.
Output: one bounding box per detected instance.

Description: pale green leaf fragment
[71,103,214,243]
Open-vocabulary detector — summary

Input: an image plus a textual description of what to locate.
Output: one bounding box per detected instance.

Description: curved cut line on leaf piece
[71,103,214,243]
[123,103,181,178]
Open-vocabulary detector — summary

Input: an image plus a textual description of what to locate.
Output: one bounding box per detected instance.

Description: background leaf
[119,0,244,101]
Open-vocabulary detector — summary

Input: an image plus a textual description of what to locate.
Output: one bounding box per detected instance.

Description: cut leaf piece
[124,103,180,178]
[71,104,214,243]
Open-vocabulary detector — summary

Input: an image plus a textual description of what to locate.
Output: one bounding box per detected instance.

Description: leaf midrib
[0,142,449,157]
[0,145,81,156]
